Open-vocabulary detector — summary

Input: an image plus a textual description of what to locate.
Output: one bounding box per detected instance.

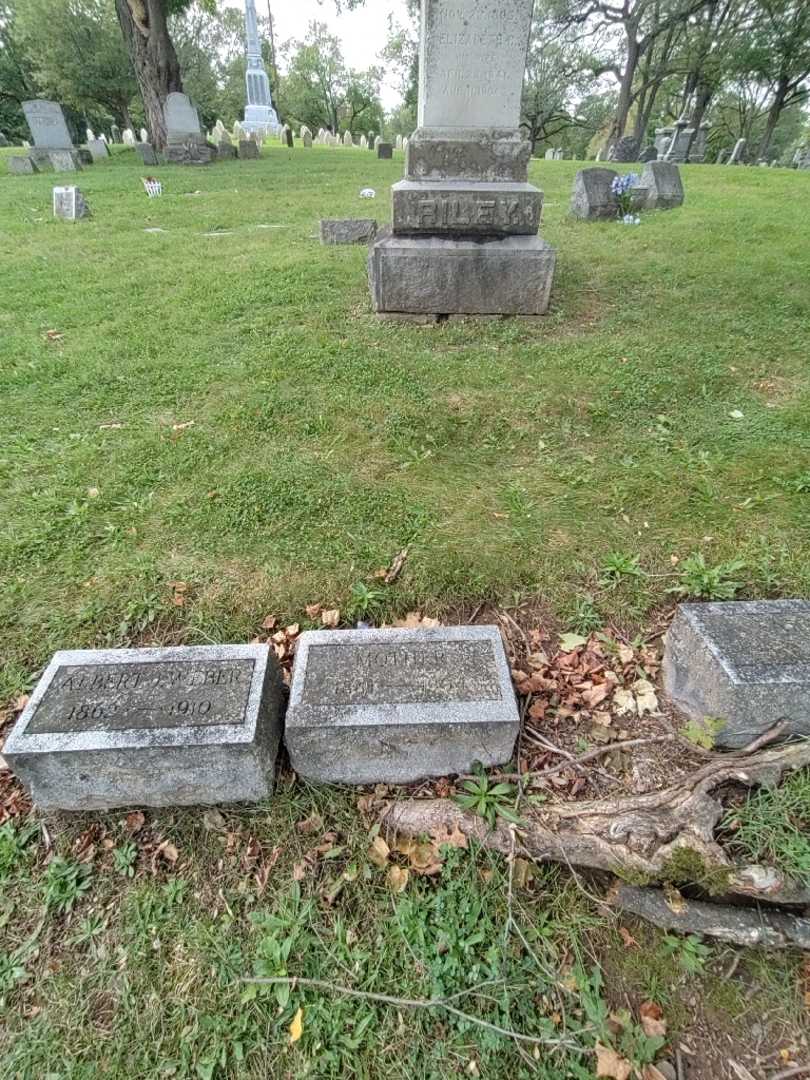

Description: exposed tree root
[382,738,810,907]
[610,884,810,950]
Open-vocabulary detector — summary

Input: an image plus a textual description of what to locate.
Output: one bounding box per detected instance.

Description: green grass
[723,767,810,886]
[2,144,810,1076]
[2,145,810,697]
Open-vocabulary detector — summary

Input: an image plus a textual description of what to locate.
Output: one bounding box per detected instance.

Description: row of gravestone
[3,600,808,811]
[571,162,684,220]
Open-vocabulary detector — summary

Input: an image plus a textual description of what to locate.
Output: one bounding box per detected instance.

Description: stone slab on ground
[663,600,810,748]
[8,156,37,175]
[377,142,393,160]
[86,138,110,162]
[286,626,520,784]
[392,180,541,235]
[49,149,82,172]
[3,645,283,810]
[320,218,378,244]
[369,233,556,315]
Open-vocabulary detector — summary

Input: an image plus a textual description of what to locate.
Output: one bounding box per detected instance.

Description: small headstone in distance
[8,156,37,175]
[570,167,619,220]
[285,128,294,149]
[53,185,90,221]
[77,148,94,166]
[639,160,684,210]
[302,130,312,148]
[377,142,393,160]
[86,139,110,162]
[238,139,259,160]
[217,140,236,159]
[49,149,81,172]
[639,145,658,163]
[135,142,159,166]
[3,645,284,810]
[663,601,810,749]
[319,218,378,245]
[285,626,520,784]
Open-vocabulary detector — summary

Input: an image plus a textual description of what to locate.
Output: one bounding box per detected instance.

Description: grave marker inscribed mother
[418,1,534,128]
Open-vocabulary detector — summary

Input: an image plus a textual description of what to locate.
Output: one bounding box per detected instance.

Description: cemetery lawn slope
[2,148,810,697]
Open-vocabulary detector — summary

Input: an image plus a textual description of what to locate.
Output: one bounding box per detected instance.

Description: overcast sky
[226,1,412,110]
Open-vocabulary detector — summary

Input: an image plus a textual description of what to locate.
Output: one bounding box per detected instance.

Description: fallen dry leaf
[261,615,277,630]
[618,926,639,949]
[368,835,390,868]
[595,1044,632,1080]
[321,609,340,628]
[432,823,468,850]
[643,1067,670,1080]
[125,810,145,835]
[171,420,195,432]
[289,1007,304,1044]
[305,604,321,619]
[387,864,409,893]
[633,679,660,716]
[152,839,179,872]
[286,623,300,638]
[664,886,687,915]
[639,1001,667,1039]
[296,814,323,836]
[383,547,409,585]
[44,329,64,342]
[202,808,227,832]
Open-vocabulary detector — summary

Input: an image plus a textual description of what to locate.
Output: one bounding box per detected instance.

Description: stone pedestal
[368,0,556,317]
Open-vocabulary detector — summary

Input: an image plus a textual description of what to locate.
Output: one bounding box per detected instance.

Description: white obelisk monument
[242,0,279,134]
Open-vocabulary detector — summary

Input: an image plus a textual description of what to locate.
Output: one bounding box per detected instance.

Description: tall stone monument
[22,100,75,169]
[242,0,279,135]
[368,0,556,317]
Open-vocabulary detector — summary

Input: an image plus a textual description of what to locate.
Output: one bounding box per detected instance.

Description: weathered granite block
[663,601,810,749]
[136,142,159,165]
[217,140,236,159]
[377,142,393,159]
[392,180,541,236]
[238,139,259,160]
[77,148,94,166]
[570,167,618,219]
[8,156,37,175]
[369,233,556,315]
[639,160,684,210]
[406,128,531,183]
[320,218,378,245]
[29,148,54,170]
[49,149,81,172]
[165,139,214,165]
[3,645,283,810]
[285,626,520,784]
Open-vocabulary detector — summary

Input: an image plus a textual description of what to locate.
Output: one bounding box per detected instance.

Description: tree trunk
[757,77,788,162]
[114,0,182,150]
[684,82,712,162]
[613,33,640,142]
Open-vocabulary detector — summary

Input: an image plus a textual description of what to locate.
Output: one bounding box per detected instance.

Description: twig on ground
[239,975,586,1052]
[737,721,790,756]
[770,1066,810,1080]
[499,611,529,656]
[488,735,677,784]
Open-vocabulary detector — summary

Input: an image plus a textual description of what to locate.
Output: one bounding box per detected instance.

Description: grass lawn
[1,145,810,1078]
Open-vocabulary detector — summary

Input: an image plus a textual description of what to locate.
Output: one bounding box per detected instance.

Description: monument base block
[392,180,541,236]
[369,233,556,316]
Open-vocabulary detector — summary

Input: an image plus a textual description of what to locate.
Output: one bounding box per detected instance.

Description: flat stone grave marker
[3,645,283,810]
[136,142,159,166]
[53,185,90,221]
[238,139,259,160]
[49,149,81,173]
[320,218,378,245]
[285,626,520,784]
[663,601,810,748]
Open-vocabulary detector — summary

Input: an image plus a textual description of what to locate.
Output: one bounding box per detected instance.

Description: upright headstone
[286,627,519,783]
[374,135,382,151]
[136,142,159,166]
[110,123,121,143]
[570,167,619,220]
[217,139,236,160]
[638,160,684,210]
[164,92,213,165]
[86,139,110,162]
[140,127,148,143]
[396,134,404,150]
[664,601,810,749]
[123,128,136,146]
[612,135,640,162]
[3,645,284,809]
[214,119,228,141]
[53,185,90,221]
[302,129,313,148]
[369,0,556,317]
[86,128,95,142]
[343,130,353,147]
[285,127,294,149]
[715,148,729,164]
[360,134,368,149]
[77,148,94,166]
[22,99,74,168]
[639,145,658,163]
[0,130,9,147]
[238,139,259,160]
[544,147,554,160]
[728,138,746,165]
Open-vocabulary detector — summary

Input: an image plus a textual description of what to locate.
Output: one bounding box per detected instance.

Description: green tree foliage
[15,0,137,129]
[169,2,244,130]
[0,0,36,141]
[276,21,383,136]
